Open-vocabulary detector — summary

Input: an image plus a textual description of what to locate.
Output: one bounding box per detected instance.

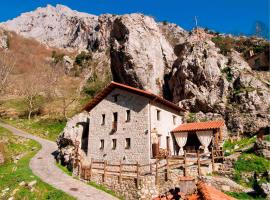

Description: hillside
[0,4,269,137]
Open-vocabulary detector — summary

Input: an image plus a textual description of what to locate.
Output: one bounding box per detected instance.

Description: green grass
[234,153,270,174]
[265,135,270,142]
[0,126,75,200]
[56,162,123,199]
[56,162,72,176]
[226,192,265,200]
[0,98,27,114]
[2,118,65,141]
[223,137,256,155]
[233,153,270,188]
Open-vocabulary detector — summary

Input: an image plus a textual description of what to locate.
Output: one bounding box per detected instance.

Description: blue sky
[0,0,269,37]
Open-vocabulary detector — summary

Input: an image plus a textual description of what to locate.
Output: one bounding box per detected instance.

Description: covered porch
[171,120,225,156]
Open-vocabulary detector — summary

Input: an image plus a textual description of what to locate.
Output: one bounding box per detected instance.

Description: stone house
[82,82,185,164]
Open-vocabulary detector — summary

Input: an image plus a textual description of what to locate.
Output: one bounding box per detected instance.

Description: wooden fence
[80,148,224,188]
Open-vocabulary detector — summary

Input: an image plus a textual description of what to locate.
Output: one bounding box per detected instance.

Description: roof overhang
[82,81,185,112]
[171,120,225,133]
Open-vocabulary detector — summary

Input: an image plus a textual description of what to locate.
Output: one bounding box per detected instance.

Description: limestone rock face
[110,14,176,94]
[0,5,99,51]
[169,30,231,113]
[169,29,270,135]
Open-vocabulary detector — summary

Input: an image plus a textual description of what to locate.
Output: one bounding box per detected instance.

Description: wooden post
[219,128,222,144]
[155,160,158,185]
[136,161,140,188]
[150,162,153,174]
[89,158,93,181]
[184,150,187,176]
[119,160,122,184]
[211,148,215,172]
[165,157,169,181]
[103,160,107,182]
[197,151,201,176]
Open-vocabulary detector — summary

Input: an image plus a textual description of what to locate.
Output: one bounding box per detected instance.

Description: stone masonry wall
[87,88,151,164]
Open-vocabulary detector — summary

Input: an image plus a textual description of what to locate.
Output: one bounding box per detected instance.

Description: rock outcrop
[0,29,8,49]
[110,14,176,93]
[56,112,90,168]
[1,5,99,51]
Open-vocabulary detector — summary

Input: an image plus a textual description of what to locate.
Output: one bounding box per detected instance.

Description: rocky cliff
[1,4,269,136]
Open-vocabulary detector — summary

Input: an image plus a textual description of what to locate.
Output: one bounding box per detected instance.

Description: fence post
[197,151,201,176]
[165,157,169,181]
[119,160,122,184]
[103,160,107,182]
[136,161,140,188]
[184,150,187,176]
[89,158,92,181]
[211,148,215,172]
[155,160,158,185]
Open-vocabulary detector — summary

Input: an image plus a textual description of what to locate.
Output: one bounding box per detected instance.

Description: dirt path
[0,123,118,200]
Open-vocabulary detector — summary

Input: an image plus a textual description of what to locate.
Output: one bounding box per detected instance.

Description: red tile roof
[197,181,236,200]
[171,120,224,133]
[83,81,185,112]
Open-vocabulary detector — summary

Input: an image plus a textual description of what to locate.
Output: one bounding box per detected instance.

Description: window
[173,115,176,125]
[113,112,118,122]
[100,139,104,150]
[125,138,131,149]
[126,110,131,122]
[112,94,119,102]
[157,110,161,121]
[101,114,105,125]
[112,139,117,149]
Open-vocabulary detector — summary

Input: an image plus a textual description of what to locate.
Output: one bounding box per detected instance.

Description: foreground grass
[56,163,123,199]
[0,126,75,200]
[226,191,265,200]
[2,118,65,141]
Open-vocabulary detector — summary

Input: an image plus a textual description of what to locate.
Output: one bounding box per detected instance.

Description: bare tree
[0,52,15,94]
[20,66,44,120]
[57,76,79,120]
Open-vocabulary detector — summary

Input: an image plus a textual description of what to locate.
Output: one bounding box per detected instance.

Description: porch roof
[171,120,224,133]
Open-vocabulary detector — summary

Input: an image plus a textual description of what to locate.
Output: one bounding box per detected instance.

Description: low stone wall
[88,167,199,199]
[91,173,139,199]
[79,160,214,199]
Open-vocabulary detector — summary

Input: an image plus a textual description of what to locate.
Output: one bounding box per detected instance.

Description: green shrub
[234,153,270,173]
[75,51,92,67]
[221,67,233,81]
[186,112,197,123]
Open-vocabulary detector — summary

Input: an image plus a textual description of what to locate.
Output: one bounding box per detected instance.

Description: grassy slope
[3,118,65,141]
[0,126,75,200]
[223,137,270,199]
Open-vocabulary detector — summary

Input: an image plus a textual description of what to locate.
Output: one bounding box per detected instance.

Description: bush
[234,153,270,173]
[75,51,92,67]
[221,67,233,82]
